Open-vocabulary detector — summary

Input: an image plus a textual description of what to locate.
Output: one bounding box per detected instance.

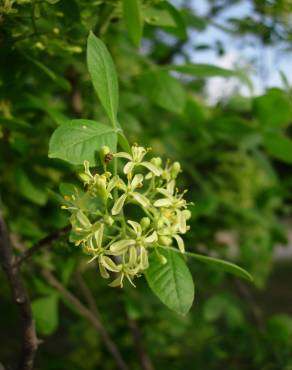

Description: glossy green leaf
[49,119,117,165]
[178,249,253,282]
[32,294,59,336]
[145,249,194,315]
[122,0,143,47]
[163,246,253,282]
[139,70,186,113]
[87,32,119,125]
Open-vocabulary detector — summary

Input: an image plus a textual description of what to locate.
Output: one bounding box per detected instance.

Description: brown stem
[0,211,38,370]
[42,269,129,370]
[16,225,70,266]
[127,317,154,370]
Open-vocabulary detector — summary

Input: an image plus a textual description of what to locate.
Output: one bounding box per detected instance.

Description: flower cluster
[62,145,191,287]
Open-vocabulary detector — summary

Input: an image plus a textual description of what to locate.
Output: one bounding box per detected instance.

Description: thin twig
[234,279,265,330]
[41,269,129,370]
[75,270,100,317]
[127,317,154,370]
[0,211,38,370]
[16,225,70,266]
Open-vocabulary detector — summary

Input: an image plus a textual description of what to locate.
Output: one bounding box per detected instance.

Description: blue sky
[175,0,292,102]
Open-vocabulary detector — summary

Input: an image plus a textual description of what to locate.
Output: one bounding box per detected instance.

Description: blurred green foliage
[1,0,292,369]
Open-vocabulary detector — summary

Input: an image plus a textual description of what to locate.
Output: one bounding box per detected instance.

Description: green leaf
[16,168,48,206]
[32,294,59,336]
[144,6,177,27]
[117,131,131,153]
[87,32,119,126]
[167,64,253,89]
[23,53,71,91]
[122,0,143,47]
[253,88,292,128]
[161,2,187,38]
[145,249,194,315]
[263,132,292,164]
[49,119,117,165]
[174,248,253,282]
[139,70,186,113]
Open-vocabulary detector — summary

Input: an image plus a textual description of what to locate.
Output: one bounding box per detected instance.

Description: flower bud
[151,157,162,167]
[157,253,167,265]
[95,175,108,200]
[100,146,112,164]
[158,235,172,246]
[156,218,164,229]
[78,172,92,184]
[171,161,181,178]
[140,217,150,229]
[183,209,192,220]
[104,215,114,226]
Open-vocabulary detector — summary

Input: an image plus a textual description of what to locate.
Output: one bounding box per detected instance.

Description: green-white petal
[129,246,137,265]
[130,174,143,189]
[157,188,173,199]
[110,239,135,255]
[128,220,142,237]
[99,261,110,279]
[100,256,121,272]
[177,210,187,233]
[124,161,136,174]
[132,192,149,208]
[141,161,162,176]
[145,231,158,244]
[115,152,132,160]
[140,247,149,269]
[107,175,119,193]
[109,273,124,287]
[112,193,127,215]
[153,198,172,207]
[173,234,185,253]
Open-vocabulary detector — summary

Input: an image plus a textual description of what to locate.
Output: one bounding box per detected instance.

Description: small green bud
[140,217,151,229]
[183,209,192,220]
[104,215,114,226]
[95,175,108,200]
[78,172,92,184]
[157,253,167,265]
[151,157,162,167]
[100,146,112,164]
[156,218,164,229]
[158,235,172,246]
[171,161,181,178]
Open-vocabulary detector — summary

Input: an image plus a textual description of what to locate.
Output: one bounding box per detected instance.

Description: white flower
[158,225,185,253]
[109,220,157,255]
[111,174,149,215]
[154,180,187,233]
[115,145,162,176]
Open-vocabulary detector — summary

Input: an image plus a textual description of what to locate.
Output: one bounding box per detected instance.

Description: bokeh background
[1,1,292,369]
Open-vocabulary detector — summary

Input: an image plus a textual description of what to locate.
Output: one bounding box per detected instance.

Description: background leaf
[254,88,292,128]
[139,70,186,113]
[263,132,292,164]
[122,0,143,47]
[32,294,59,336]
